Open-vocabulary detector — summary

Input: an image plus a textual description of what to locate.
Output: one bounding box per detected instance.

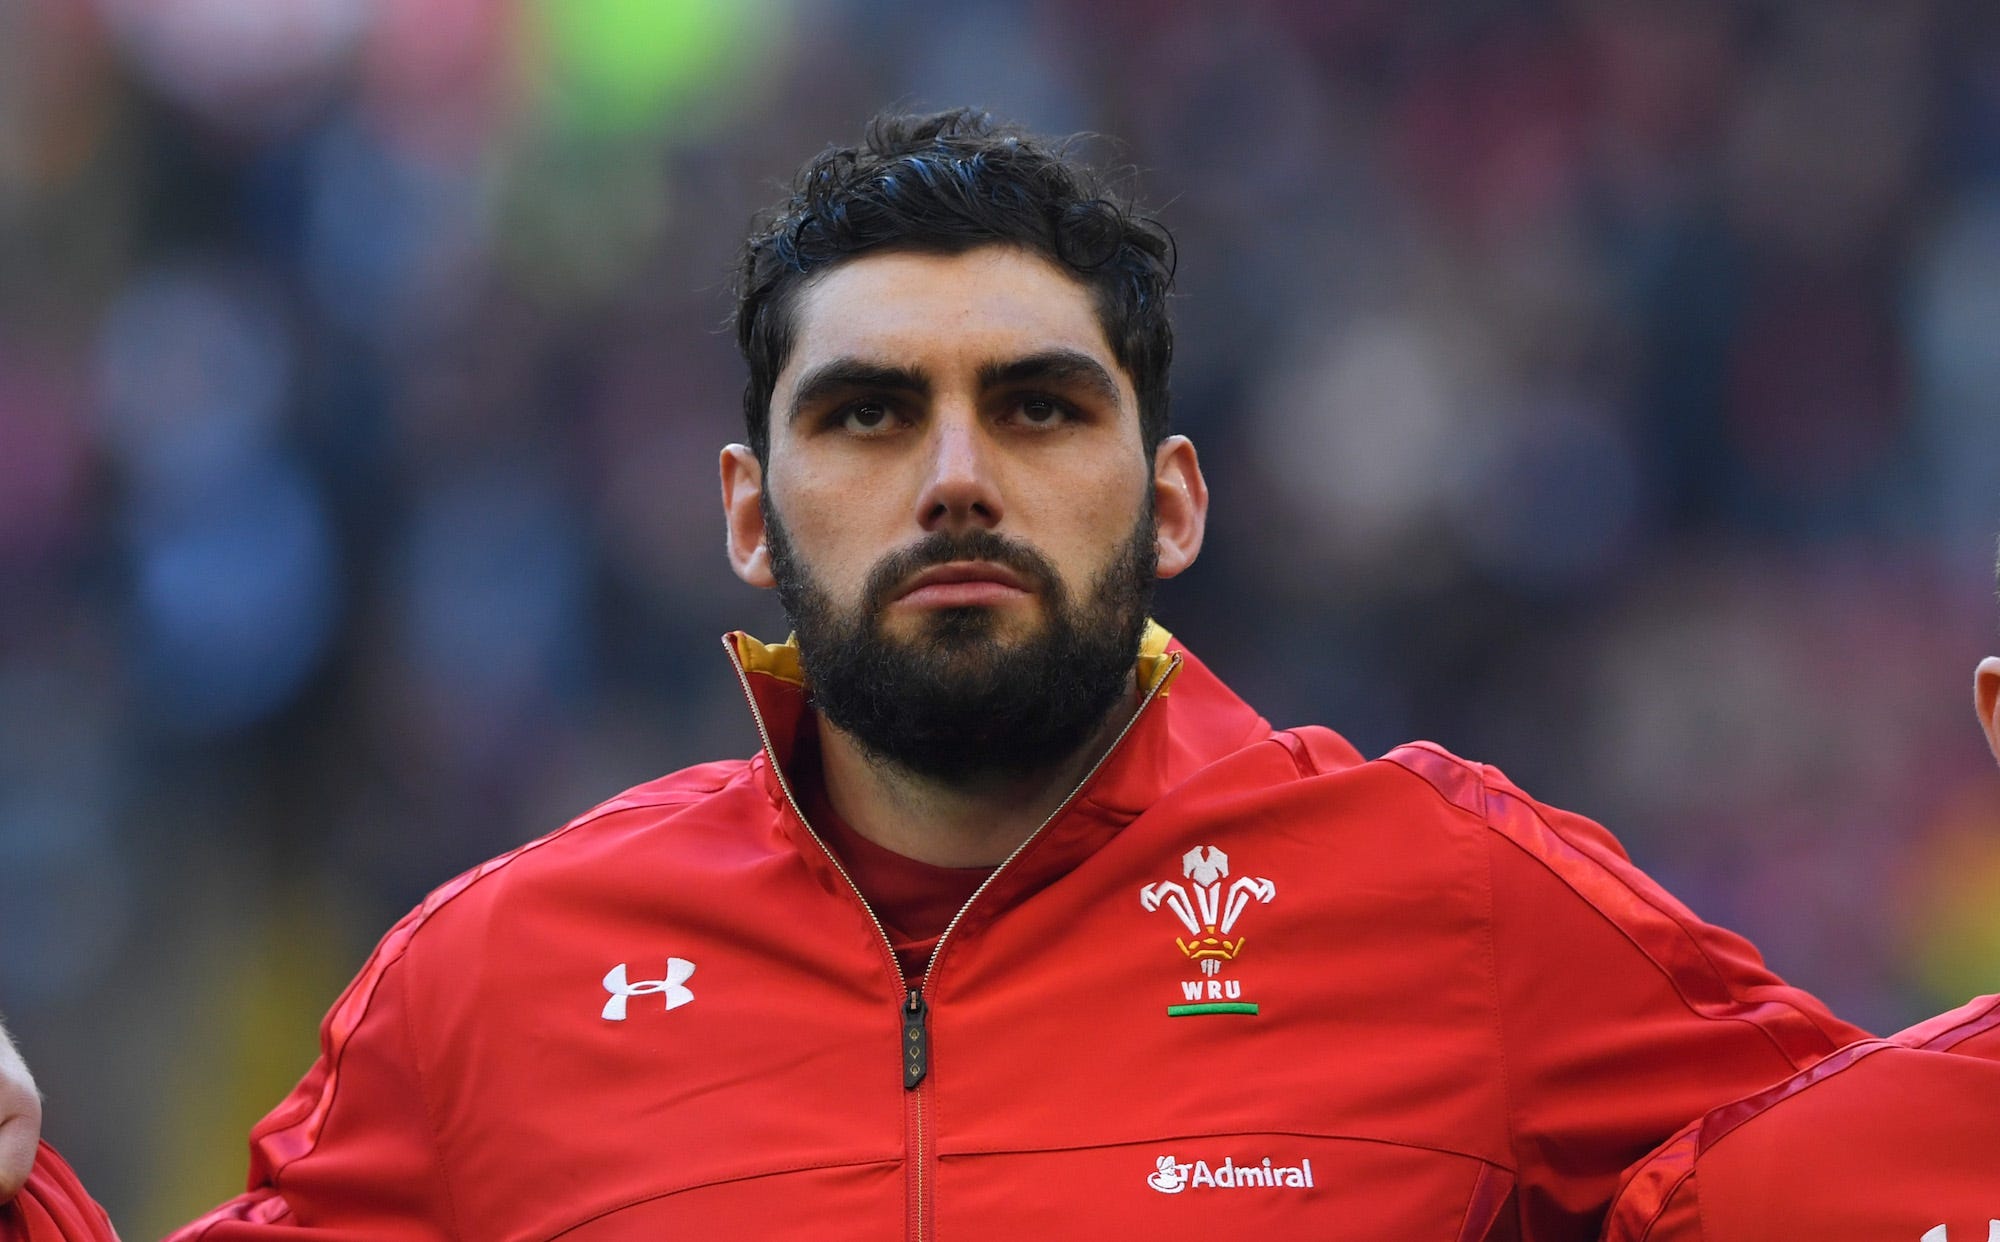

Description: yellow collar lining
[734,620,1178,696]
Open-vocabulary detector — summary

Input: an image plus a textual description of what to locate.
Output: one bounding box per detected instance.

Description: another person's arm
[1601,995,2000,1241]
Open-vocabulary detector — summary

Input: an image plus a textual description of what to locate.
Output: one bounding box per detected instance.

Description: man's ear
[721,444,776,589]
[1151,435,1208,580]
[1976,656,2000,768]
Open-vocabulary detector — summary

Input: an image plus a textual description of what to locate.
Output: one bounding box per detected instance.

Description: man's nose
[915,413,1003,532]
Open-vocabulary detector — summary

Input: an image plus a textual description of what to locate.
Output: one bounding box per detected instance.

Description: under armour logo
[601,959,696,1020]
[1920,1223,2000,1242]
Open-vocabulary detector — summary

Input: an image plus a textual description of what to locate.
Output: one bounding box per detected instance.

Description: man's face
[725,246,1185,781]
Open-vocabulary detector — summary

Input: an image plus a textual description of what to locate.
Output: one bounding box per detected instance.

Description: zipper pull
[902,990,929,1090]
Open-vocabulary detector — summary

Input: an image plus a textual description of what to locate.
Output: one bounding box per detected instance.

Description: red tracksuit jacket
[166,627,1865,1240]
[1602,993,2000,1241]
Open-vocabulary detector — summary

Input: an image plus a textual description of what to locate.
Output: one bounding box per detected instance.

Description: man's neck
[814,678,1141,868]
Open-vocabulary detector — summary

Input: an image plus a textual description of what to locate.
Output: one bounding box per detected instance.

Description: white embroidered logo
[1140,845,1276,965]
[1147,1156,1187,1194]
[601,959,696,1020]
[1146,1154,1314,1193]
[1141,845,1278,1016]
[1920,1224,2000,1242]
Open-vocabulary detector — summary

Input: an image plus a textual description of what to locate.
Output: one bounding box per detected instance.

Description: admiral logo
[1141,845,1275,1016]
[1147,1154,1314,1194]
[1919,1224,2000,1242]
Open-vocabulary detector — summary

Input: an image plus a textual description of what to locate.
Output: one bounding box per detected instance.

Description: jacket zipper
[728,644,1181,1242]
[903,990,929,1242]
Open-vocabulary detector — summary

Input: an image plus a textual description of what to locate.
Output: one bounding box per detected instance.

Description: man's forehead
[779,247,1125,389]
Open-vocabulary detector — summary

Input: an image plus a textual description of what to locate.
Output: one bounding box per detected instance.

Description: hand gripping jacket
[1603,992,2000,1242]
[170,627,1865,1242]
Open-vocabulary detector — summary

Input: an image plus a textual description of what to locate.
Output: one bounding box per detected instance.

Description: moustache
[862,529,1064,615]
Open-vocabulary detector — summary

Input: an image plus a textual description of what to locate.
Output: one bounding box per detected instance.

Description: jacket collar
[722,622,1277,919]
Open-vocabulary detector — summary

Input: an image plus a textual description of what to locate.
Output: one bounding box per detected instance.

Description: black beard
[765,506,1158,785]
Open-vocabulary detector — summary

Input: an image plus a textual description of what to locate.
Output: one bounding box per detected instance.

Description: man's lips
[891,561,1033,609]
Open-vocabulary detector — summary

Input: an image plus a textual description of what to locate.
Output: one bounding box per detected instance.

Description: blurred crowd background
[4,0,2000,1231]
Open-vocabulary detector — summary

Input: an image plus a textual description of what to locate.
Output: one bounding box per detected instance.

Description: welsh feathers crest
[1140,845,1276,964]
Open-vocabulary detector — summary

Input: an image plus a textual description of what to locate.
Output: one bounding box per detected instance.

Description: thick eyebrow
[786,359,932,424]
[977,349,1124,408]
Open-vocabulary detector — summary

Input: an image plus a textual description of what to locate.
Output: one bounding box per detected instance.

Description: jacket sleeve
[167,906,459,1241]
[1478,762,1868,1240]
[1597,1121,1705,1242]
[1386,744,1869,1241]
[0,1144,119,1242]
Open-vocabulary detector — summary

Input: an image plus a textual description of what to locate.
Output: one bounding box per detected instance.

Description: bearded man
[2,110,1867,1241]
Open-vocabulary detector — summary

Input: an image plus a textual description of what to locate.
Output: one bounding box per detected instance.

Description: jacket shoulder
[1376,739,1636,864]
[1893,992,2000,1055]
[1376,740,1861,1058]
[1373,738,1745,965]
[168,759,764,1228]
[1266,724,1366,775]
[387,758,758,962]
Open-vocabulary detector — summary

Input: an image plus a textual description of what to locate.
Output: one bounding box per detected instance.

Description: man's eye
[1017,397,1068,426]
[840,403,894,432]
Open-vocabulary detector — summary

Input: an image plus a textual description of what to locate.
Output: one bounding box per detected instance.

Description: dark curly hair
[733,108,1177,462]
